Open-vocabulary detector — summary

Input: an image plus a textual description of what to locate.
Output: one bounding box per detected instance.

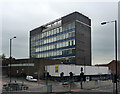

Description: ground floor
[2,58,61,78]
[2,76,116,93]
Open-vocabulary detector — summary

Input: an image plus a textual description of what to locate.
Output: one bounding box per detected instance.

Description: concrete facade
[75,17,91,65]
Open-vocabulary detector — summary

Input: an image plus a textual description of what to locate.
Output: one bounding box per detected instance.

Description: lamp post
[9,36,16,82]
[101,20,117,94]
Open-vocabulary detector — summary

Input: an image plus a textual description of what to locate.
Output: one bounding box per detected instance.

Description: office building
[30,12,91,65]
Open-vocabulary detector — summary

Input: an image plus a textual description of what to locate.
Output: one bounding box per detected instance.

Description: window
[57,43,59,48]
[63,42,66,47]
[44,32,46,37]
[56,36,59,41]
[46,53,48,57]
[68,23,71,30]
[51,51,53,56]
[71,22,75,28]
[49,30,51,35]
[72,49,75,54]
[51,45,53,49]
[60,51,62,55]
[53,44,57,49]
[72,40,74,46]
[62,27,65,31]
[56,51,59,55]
[66,33,69,39]
[70,41,72,46]
[60,42,63,47]
[46,31,48,36]
[72,32,75,37]
[66,41,69,46]
[43,33,45,38]
[45,46,47,51]
[63,34,65,39]
[41,33,43,38]
[50,30,53,35]
[49,38,52,43]
[57,28,59,33]
[68,33,71,37]
[44,39,47,44]
[53,37,56,42]
[69,49,72,54]
[54,51,57,56]
[73,40,75,45]
[39,54,41,58]
[59,27,62,32]
[54,29,57,34]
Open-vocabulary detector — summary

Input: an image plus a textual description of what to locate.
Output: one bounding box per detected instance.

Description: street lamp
[101,20,117,94]
[9,36,16,82]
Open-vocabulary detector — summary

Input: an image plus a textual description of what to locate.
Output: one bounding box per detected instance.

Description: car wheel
[26,87,28,90]
[24,87,26,90]
[5,88,9,91]
[21,87,23,90]
[10,87,13,91]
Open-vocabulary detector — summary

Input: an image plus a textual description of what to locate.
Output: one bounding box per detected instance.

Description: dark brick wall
[2,58,61,78]
[108,60,120,76]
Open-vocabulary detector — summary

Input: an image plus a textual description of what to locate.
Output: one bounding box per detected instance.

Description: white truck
[26,76,37,82]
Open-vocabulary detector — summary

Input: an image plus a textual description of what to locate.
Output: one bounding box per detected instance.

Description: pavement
[2,91,119,94]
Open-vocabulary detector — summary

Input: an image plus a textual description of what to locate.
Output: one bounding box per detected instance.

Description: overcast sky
[1,0,119,65]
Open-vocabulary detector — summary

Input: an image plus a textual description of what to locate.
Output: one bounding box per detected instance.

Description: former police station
[2,11,120,80]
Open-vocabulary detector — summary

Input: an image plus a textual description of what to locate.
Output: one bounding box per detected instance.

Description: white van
[26,76,37,82]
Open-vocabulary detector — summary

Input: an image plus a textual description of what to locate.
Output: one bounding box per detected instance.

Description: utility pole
[80,67,84,89]
[9,36,16,82]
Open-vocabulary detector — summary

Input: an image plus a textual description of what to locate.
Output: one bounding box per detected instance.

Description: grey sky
[1,0,119,65]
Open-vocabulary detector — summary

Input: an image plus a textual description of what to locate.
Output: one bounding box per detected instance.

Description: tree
[69,72,73,78]
[0,53,6,59]
[60,72,64,79]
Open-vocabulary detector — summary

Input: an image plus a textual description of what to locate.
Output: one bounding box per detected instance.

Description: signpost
[86,76,90,82]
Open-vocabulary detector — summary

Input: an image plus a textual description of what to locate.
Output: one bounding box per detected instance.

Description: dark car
[3,82,29,91]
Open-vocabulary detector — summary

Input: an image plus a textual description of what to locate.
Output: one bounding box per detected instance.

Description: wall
[75,18,91,65]
[46,64,109,77]
[108,60,120,76]
[2,58,61,78]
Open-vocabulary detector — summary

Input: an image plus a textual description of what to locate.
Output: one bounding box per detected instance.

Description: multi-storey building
[30,12,91,65]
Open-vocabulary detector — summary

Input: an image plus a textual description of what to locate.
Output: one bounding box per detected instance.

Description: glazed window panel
[56,28,59,33]
[72,22,75,28]
[59,27,62,32]
[73,40,75,45]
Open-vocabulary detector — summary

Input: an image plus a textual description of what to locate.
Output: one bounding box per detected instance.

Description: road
[2,76,120,93]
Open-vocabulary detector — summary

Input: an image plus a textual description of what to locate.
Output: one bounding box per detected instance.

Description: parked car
[62,81,70,85]
[3,82,28,91]
[26,75,37,82]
